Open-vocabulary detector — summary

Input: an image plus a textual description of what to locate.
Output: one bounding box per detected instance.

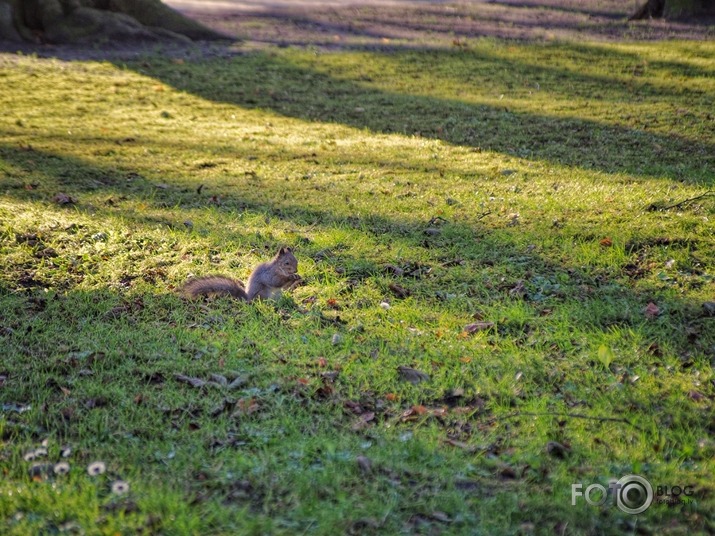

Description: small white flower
[23,451,36,462]
[33,447,48,458]
[111,480,130,495]
[61,446,72,458]
[379,301,391,310]
[87,461,106,476]
[54,462,70,475]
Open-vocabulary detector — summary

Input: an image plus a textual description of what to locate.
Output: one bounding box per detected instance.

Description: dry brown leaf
[53,193,76,205]
[412,404,428,415]
[351,412,375,431]
[599,237,613,247]
[383,264,405,276]
[509,280,526,297]
[344,400,364,415]
[174,374,207,388]
[397,366,430,384]
[209,373,228,386]
[688,390,706,402]
[644,302,660,319]
[545,440,570,459]
[444,438,477,452]
[236,397,259,415]
[388,282,410,298]
[462,322,494,336]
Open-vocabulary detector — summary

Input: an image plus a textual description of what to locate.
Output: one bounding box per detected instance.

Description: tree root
[0,0,227,44]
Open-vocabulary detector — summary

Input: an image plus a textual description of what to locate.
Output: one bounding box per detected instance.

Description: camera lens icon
[616,475,653,514]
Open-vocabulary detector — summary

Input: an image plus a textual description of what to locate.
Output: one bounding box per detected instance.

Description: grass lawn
[1,34,714,534]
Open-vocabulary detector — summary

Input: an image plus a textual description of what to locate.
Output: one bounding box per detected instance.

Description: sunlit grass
[1,38,714,534]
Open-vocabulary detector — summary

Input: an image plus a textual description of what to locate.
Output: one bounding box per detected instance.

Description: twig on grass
[491,411,645,432]
[646,191,714,211]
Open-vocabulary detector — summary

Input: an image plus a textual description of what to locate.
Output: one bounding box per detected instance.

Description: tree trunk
[631,0,715,19]
[0,0,226,43]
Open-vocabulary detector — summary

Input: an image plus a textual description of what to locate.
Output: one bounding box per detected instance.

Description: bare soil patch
[1,1,713,60]
[168,0,715,47]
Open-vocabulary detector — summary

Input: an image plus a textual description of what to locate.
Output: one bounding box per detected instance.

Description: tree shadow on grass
[2,140,714,524]
[1,142,710,350]
[119,46,714,186]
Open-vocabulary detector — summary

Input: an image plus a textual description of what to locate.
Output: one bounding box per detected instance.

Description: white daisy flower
[111,480,130,495]
[54,462,70,475]
[86,461,106,476]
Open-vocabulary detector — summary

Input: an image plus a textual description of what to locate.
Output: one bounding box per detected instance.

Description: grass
[0,36,714,535]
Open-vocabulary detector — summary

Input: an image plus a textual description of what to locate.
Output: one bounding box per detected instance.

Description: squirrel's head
[275,246,298,273]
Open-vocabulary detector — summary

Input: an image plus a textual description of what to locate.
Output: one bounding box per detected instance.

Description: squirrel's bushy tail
[180,276,247,300]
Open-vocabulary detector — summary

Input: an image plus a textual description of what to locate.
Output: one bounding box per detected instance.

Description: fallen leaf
[397,366,430,384]
[545,440,570,459]
[351,412,375,431]
[597,344,615,368]
[432,407,448,417]
[412,404,428,415]
[209,373,228,386]
[174,374,207,388]
[498,465,517,480]
[462,322,494,336]
[599,237,613,247]
[344,400,364,415]
[509,280,526,297]
[688,390,706,402]
[320,371,339,382]
[385,393,398,401]
[444,438,477,452]
[226,376,247,390]
[644,302,660,319]
[383,264,404,276]
[388,282,410,298]
[235,397,259,415]
[430,511,451,523]
[53,193,76,205]
[356,455,372,474]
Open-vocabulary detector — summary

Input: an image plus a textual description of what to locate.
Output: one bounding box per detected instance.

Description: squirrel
[180,247,300,301]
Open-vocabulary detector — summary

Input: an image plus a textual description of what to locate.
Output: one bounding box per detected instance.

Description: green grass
[0,37,714,535]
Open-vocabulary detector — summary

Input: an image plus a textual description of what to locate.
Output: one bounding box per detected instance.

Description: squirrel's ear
[278,246,292,255]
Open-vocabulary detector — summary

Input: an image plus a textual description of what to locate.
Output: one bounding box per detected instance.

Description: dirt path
[1,1,712,61]
[165,0,715,46]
